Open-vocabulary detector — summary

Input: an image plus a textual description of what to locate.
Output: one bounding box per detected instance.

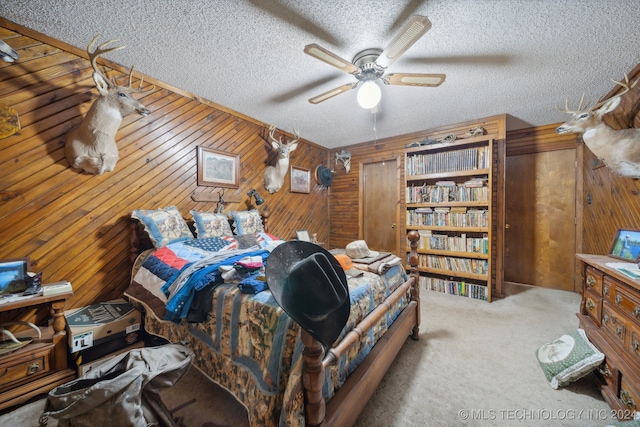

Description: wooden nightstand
[0,292,76,410]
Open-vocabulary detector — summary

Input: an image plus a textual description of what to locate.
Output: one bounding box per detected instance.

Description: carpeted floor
[0,284,618,427]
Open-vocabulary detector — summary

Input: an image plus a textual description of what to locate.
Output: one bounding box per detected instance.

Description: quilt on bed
[125,239,408,427]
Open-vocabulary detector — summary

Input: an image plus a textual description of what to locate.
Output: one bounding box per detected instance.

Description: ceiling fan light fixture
[357,81,381,109]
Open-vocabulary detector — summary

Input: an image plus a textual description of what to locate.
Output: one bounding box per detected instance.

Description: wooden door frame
[503,135,581,292]
[358,155,402,255]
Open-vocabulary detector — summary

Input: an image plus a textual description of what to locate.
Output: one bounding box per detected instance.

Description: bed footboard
[303,230,421,426]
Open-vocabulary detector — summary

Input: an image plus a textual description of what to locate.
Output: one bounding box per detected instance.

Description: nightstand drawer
[602,303,627,346]
[0,343,53,390]
[586,266,604,296]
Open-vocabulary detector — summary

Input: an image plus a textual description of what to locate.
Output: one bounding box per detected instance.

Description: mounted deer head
[264,125,300,193]
[65,35,153,174]
[335,149,351,173]
[556,73,640,178]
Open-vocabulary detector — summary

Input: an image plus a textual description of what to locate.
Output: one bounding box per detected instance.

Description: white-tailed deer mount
[264,126,299,193]
[556,74,640,178]
[335,149,351,173]
[65,35,153,175]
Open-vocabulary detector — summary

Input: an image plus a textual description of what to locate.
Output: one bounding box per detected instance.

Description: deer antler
[87,35,125,86]
[124,65,154,93]
[268,125,279,144]
[556,93,587,114]
[268,125,300,145]
[589,73,638,112]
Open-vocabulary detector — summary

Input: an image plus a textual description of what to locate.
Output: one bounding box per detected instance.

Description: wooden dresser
[0,292,76,410]
[576,254,640,420]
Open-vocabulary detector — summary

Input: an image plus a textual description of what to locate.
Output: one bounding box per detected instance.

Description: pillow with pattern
[536,328,604,389]
[190,210,233,238]
[132,206,193,248]
[229,209,264,235]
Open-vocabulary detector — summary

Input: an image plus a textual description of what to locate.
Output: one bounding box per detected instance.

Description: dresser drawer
[611,285,640,323]
[0,343,53,391]
[602,302,627,346]
[586,266,604,296]
[597,358,619,391]
[627,321,640,365]
[584,288,602,326]
[620,377,639,414]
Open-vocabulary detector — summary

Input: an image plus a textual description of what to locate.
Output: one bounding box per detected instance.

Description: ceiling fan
[303,15,445,108]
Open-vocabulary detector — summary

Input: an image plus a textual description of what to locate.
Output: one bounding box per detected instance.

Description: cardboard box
[65,298,142,353]
[70,329,143,367]
[77,340,145,377]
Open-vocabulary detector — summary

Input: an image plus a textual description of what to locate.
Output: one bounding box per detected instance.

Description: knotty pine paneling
[0,20,328,311]
[580,63,640,256]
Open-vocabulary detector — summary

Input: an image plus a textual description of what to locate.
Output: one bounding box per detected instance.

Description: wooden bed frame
[129,212,421,427]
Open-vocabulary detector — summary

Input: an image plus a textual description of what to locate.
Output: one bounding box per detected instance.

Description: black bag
[39,344,193,427]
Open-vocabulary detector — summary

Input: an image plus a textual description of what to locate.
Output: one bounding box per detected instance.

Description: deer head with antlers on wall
[65,35,153,175]
[264,125,300,193]
[556,73,640,178]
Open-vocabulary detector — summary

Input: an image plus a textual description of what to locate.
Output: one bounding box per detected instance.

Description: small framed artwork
[0,257,30,296]
[296,230,311,242]
[197,146,240,188]
[290,166,310,194]
[608,228,640,261]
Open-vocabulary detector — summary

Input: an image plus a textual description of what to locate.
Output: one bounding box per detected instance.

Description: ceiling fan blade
[376,15,432,69]
[308,83,357,104]
[383,73,446,87]
[304,44,359,74]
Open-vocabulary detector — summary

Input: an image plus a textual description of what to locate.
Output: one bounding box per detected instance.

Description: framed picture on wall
[608,228,640,262]
[290,166,310,194]
[197,146,240,188]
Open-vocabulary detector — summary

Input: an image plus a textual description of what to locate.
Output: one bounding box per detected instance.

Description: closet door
[360,157,401,254]
[504,148,577,291]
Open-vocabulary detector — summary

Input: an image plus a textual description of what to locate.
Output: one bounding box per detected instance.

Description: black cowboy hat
[315,165,334,187]
[265,241,349,348]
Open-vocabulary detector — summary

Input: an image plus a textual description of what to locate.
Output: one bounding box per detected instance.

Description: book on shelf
[464,177,487,187]
[450,206,467,213]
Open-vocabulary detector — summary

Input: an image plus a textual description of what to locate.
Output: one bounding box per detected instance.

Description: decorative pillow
[229,209,264,235]
[131,206,193,248]
[536,328,604,389]
[190,210,233,238]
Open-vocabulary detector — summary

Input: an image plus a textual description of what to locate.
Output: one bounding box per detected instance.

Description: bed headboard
[129,208,270,264]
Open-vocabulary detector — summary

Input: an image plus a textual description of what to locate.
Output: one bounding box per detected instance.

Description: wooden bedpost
[130,219,141,264]
[407,230,420,340]
[261,207,270,233]
[301,329,325,426]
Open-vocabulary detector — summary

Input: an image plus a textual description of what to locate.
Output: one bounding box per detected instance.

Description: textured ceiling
[2,0,640,148]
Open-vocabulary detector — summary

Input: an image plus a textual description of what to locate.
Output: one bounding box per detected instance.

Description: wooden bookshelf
[404,135,498,302]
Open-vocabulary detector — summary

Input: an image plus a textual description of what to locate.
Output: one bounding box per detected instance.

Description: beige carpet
[0,284,617,427]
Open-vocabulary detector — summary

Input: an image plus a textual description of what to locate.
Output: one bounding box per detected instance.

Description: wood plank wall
[581,62,640,255]
[0,20,329,311]
[504,62,640,263]
[328,114,507,296]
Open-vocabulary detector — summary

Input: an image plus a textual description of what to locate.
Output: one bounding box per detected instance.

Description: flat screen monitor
[0,258,30,296]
